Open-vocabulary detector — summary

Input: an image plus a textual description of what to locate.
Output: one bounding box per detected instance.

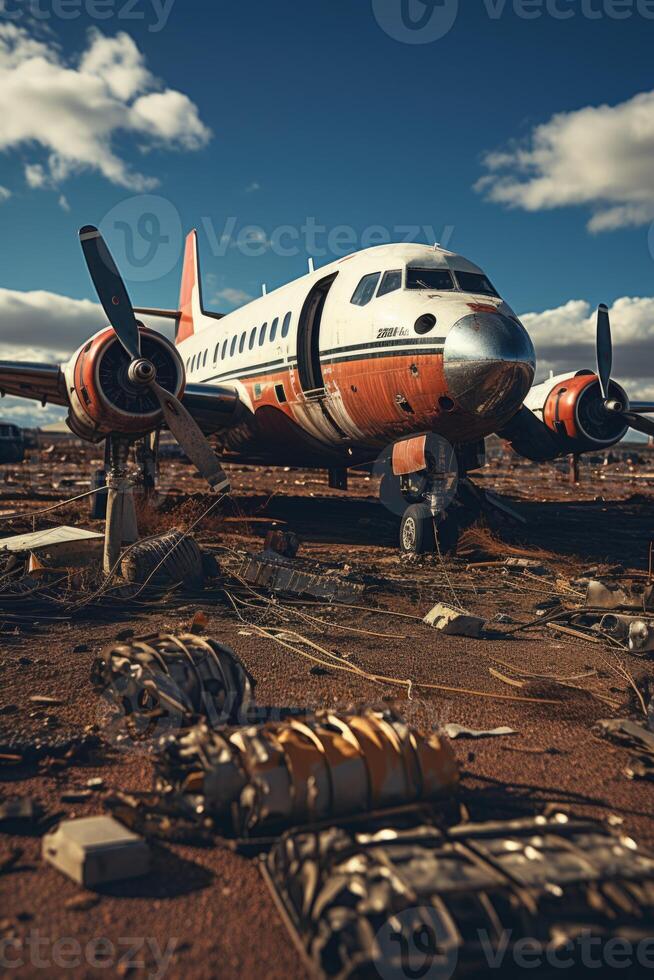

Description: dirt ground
[1,444,653,979]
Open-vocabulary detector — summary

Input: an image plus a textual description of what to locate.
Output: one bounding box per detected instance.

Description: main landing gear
[379,440,485,557]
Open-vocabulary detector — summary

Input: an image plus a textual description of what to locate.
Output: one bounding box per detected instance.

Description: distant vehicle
[0,421,25,464]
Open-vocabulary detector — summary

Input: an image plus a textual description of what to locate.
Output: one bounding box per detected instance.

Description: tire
[400,504,435,555]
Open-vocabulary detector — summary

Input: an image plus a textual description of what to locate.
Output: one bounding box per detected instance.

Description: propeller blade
[596,303,613,401]
[149,382,230,493]
[626,403,654,415]
[79,226,141,361]
[622,413,654,438]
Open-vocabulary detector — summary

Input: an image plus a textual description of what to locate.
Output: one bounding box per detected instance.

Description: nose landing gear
[399,502,461,556]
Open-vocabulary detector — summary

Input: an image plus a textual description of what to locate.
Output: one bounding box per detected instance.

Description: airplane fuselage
[175,244,536,467]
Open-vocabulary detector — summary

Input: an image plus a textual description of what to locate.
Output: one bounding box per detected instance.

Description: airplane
[1,227,653,558]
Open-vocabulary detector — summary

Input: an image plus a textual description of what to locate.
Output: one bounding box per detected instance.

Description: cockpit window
[377,270,402,297]
[351,273,381,306]
[454,271,499,297]
[406,268,455,291]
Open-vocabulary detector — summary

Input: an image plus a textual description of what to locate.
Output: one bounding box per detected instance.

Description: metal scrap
[155,709,458,835]
[92,632,255,733]
[585,580,630,609]
[443,724,517,739]
[423,603,484,637]
[629,620,654,654]
[238,551,365,602]
[42,815,150,887]
[595,717,654,781]
[264,814,654,979]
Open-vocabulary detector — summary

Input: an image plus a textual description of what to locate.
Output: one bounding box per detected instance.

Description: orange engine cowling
[541,373,628,446]
[65,326,185,441]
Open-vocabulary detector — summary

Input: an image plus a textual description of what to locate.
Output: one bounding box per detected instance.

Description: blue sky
[1,0,654,422]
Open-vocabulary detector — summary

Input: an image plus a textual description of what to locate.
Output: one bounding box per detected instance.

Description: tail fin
[177,229,201,344]
[134,230,224,342]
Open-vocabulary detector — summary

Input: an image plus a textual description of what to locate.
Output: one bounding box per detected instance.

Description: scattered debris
[443,724,518,740]
[264,815,654,979]
[42,816,150,887]
[0,798,41,831]
[504,556,549,575]
[239,552,365,603]
[585,580,630,609]
[264,529,300,558]
[29,695,64,707]
[423,603,484,637]
[92,632,255,733]
[120,530,204,588]
[0,526,103,568]
[155,709,458,835]
[595,717,654,781]
[64,894,101,912]
[629,620,654,654]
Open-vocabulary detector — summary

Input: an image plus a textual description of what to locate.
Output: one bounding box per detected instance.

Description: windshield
[406,268,455,291]
[454,271,499,297]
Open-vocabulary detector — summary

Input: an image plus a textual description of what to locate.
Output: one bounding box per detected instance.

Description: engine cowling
[64,325,184,441]
[528,371,628,448]
[499,370,629,462]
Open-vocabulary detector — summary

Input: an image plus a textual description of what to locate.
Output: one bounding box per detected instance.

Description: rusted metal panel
[392,435,428,476]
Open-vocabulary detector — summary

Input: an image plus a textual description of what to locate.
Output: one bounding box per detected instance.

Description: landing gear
[399,504,460,556]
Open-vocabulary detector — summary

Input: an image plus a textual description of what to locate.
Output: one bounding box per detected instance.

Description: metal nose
[443,313,536,421]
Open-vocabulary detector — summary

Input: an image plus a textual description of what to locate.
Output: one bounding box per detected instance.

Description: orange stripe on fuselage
[214,351,492,450]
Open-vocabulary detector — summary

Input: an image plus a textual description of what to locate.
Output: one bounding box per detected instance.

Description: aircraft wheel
[400,504,435,555]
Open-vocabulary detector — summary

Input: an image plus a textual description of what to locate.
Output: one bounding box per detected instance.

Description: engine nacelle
[64,326,184,442]
[526,371,628,448]
[499,371,629,462]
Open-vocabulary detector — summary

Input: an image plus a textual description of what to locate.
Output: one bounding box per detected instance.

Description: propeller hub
[604,398,625,414]
[128,358,157,387]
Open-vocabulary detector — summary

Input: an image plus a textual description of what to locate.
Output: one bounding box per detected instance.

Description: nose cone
[444,313,536,423]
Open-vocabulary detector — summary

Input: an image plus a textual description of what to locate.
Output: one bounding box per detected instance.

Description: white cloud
[245,181,261,193]
[212,287,253,307]
[476,89,654,231]
[0,287,174,361]
[0,287,174,427]
[0,185,10,203]
[0,25,212,194]
[520,296,654,399]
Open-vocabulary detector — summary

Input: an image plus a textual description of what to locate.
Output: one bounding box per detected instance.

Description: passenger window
[190,355,196,372]
[378,270,402,297]
[259,323,267,345]
[230,336,237,357]
[203,350,208,367]
[281,312,292,338]
[351,273,381,306]
[222,339,228,359]
[249,327,256,350]
[270,317,279,342]
[214,344,220,363]
[239,332,246,354]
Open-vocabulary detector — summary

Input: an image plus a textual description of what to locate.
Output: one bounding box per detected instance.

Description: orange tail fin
[177,230,201,344]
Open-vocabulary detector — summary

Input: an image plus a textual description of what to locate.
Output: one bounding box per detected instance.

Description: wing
[0,361,68,407]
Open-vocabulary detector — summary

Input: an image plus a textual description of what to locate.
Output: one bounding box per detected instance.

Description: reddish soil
[1,446,653,979]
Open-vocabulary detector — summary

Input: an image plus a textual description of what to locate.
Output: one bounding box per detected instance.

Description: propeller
[79,225,230,494]
[595,304,654,439]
